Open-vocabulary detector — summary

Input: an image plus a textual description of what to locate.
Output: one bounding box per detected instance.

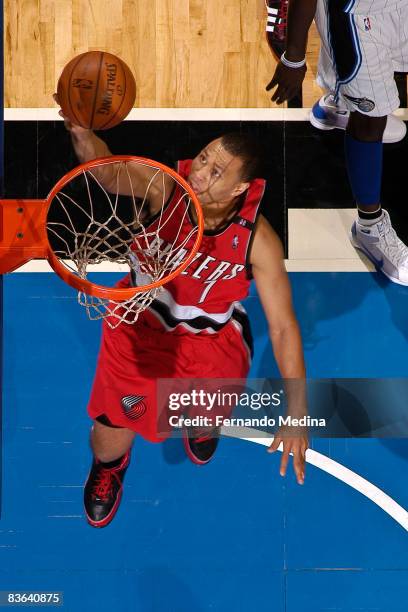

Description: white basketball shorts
[315,0,408,116]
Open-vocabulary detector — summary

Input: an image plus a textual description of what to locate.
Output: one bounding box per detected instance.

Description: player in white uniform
[312,0,408,140]
[267,0,408,285]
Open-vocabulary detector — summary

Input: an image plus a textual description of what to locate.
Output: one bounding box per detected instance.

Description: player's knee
[347,111,387,142]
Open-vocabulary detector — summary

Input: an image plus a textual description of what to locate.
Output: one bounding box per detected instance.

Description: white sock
[357,207,384,227]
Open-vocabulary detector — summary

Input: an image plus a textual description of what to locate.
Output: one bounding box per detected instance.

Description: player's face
[188,139,250,206]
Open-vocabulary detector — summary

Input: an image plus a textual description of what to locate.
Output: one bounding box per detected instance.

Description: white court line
[3,207,377,272]
[289,209,375,270]
[5,208,378,273]
[3,108,313,121]
[285,259,372,272]
[222,428,408,532]
[10,258,371,273]
[5,108,408,122]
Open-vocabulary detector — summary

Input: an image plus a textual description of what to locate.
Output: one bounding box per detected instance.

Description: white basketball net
[46,158,200,328]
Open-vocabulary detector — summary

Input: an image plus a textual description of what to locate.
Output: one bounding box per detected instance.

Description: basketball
[57,51,136,130]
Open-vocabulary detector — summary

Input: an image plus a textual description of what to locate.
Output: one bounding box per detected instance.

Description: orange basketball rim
[0,156,204,303]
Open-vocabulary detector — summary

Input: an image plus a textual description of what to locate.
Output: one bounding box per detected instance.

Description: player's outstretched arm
[250,215,308,483]
[53,94,173,204]
[53,93,115,162]
[266,0,317,103]
[250,215,305,378]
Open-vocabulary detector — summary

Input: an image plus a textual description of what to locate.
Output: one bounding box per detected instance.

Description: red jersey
[131,159,265,347]
[88,160,264,438]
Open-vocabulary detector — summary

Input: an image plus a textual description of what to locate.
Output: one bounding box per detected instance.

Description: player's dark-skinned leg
[84,421,135,528]
[394,72,408,108]
[347,111,408,285]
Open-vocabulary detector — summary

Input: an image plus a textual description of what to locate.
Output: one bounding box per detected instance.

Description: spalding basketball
[57,51,136,130]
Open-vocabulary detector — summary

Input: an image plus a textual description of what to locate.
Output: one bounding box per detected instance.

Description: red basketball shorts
[87,313,251,442]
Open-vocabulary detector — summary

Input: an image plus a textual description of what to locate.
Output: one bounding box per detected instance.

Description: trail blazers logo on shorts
[344,95,375,113]
[121,395,147,421]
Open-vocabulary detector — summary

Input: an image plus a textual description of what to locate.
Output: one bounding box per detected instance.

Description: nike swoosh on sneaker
[361,249,384,268]
[352,234,384,268]
[372,256,384,268]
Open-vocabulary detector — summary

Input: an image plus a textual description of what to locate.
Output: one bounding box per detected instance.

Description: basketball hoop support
[0,199,48,273]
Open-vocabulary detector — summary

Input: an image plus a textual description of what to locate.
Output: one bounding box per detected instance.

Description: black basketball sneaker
[84,451,131,528]
[183,428,221,465]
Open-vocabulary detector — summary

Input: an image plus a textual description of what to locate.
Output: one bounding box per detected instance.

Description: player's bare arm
[250,214,308,484]
[70,126,173,208]
[54,94,173,207]
[250,215,305,378]
[266,0,317,103]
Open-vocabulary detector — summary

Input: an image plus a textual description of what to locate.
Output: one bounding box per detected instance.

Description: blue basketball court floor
[2,269,408,611]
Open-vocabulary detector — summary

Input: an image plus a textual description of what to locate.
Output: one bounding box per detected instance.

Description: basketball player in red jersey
[58,105,308,527]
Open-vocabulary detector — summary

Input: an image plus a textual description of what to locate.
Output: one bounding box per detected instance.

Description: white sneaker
[310,94,407,144]
[350,210,408,285]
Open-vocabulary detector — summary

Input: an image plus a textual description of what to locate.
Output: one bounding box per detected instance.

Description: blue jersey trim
[343,0,356,13]
[334,14,362,100]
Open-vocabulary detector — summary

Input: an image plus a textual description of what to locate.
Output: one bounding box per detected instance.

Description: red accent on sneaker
[91,468,116,501]
[193,435,211,444]
[183,434,211,465]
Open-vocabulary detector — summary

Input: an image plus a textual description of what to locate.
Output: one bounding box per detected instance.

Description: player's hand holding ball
[53,93,90,138]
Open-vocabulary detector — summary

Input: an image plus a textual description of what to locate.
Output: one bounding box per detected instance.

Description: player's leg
[183,311,252,465]
[91,418,136,462]
[346,109,408,285]
[345,110,386,217]
[83,315,164,527]
[317,4,408,284]
[340,12,408,284]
